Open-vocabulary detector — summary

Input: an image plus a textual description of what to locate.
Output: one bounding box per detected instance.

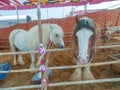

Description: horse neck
[42,25,51,48]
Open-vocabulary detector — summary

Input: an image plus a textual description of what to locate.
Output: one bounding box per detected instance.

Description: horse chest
[14,31,29,51]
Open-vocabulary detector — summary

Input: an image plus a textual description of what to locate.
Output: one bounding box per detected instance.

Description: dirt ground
[0,39,120,90]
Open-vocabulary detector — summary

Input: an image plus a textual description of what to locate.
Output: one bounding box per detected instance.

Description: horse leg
[13,53,17,65]
[70,59,82,81]
[82,66,95,80]
[30,53,35,69]
[18,54,25,65]
[10,46,17,65]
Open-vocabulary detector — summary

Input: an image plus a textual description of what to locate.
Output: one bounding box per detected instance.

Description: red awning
[0,0,114,10]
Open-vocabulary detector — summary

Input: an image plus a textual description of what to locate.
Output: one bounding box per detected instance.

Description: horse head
[49,24,65,48]
[73,16,96,64]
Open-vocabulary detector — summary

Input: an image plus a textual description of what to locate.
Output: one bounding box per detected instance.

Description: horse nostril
[58,45,64,48]
[77,56,81,59]
[56,43,64,48]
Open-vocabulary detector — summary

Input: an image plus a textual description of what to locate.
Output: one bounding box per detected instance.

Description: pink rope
[38,43,48,88]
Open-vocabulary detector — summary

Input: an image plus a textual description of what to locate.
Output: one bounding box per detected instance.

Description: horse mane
[50,24,64,36]
[73,16,96,37]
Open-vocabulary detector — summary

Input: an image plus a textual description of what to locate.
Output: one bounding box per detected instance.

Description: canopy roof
[0,0,114,10]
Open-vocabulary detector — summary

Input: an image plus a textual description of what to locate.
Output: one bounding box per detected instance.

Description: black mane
[75,19,94,32]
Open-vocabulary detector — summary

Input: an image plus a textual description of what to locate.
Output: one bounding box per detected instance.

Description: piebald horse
[70,16,98,80]
[9,24,65,69]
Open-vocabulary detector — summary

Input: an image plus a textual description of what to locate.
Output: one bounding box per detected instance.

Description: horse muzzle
[56,43,64,48]
[77,57,89,64]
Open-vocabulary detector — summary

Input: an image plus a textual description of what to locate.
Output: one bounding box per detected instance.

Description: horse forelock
[73,17,97,41]
[77,18,95,32]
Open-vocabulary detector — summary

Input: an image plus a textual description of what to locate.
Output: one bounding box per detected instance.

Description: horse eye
[55,34,59,37]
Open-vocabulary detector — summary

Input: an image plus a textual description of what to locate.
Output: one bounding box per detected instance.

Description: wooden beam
[1,78,120,90]
[0,48,73,56]
[0,60,120,73]
[94,45,120,49]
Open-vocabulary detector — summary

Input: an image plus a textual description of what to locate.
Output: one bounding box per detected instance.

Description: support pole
[84,0,87,16]
[10,1,20,29]
[15,5,20,29]
[37,0,44,90]
[37,0,42,43]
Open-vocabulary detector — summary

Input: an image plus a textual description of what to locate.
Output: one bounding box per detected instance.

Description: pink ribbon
[38,44,45,54]
[39,65,49,87]
[38,44,49,87]
[46,78,48,86]
[39,65,47,72]
[38,47,45,54]
[40,58,45,65]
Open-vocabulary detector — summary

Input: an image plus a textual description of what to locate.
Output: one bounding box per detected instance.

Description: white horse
[9,24,65,69]
[70,16,98,80]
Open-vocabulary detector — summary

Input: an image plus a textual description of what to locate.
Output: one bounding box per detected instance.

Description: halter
[47,40,53,49]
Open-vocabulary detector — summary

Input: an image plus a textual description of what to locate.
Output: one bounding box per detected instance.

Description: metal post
[15,5,20,29]
[84,0,87,16]
[47,9,48,19]
[10,1,20,29]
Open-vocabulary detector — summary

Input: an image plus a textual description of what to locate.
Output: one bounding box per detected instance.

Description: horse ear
[75,15,79,24]
[49,24,53,30]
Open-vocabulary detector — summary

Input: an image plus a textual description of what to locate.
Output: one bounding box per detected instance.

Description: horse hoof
[13,62,17,65]
[83,76,95,80]
[18,61,25,65]
[69,71,82,81]
[83,72,95,80]
[70,75,82,81]
[36,63,40,68]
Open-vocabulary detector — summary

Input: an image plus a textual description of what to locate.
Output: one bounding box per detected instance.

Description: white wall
[0,1,120,20]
